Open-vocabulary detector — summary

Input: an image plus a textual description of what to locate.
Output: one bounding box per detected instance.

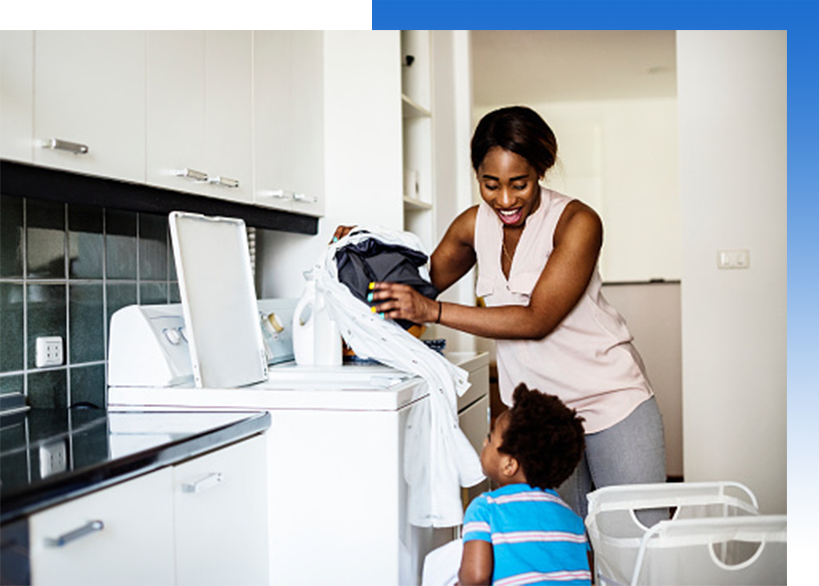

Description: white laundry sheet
[422,539,463,586]
[307,225,485,527]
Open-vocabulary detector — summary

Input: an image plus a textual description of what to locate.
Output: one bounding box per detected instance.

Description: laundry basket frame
[585,481,783,586]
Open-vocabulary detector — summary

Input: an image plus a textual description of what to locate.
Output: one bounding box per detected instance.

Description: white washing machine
[107,213,488,585]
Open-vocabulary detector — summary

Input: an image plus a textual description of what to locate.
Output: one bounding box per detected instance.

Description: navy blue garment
[335,235,439,330]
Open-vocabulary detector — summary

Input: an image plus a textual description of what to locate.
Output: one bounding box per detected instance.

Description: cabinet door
[147,31,253,204]
[253,31,294,212]
[174,435,269,586]
[146,31,208,196]
[203,31,253,205]
[0,31,33,162]
[33,31,146,182]
[29,467,175,586]
[288,31,325,217]
[253,31,324,216]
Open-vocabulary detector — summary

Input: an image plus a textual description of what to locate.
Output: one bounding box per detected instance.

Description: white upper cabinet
[0,31,34,163]
[146,31,207,195]
[253,31,324,216]
[5,30,326,218]
[204,32,253,204]
[32,31,146,182]
[147,31,253,205]
[252,32,292,213]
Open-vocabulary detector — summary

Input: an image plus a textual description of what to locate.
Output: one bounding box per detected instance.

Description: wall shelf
[400,30,435,252]
[401,94,431,119]
[403,195,433,210]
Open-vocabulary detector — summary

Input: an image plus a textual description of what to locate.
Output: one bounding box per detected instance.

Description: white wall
[259,31,403,299]
[677,30,787,514]
[473,98,680,283]
[429,30,477,353]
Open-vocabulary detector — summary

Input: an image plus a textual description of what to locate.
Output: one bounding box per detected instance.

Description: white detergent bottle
[292,277,342,366]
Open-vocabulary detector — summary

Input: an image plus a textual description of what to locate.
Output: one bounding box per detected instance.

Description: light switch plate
[717,249,750,270]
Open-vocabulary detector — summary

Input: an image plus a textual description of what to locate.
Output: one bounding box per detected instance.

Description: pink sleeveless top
[474,187,652,433]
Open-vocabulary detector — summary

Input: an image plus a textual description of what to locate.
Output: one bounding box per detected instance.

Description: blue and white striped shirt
[462,484,591,585]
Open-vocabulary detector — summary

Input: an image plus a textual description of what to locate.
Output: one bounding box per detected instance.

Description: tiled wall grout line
[21,197,28,398]
[102,204,109,394]
[65,202,72,407]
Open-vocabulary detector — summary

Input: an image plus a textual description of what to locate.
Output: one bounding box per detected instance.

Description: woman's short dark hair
[470,106,558,178]
[498,383,585,490]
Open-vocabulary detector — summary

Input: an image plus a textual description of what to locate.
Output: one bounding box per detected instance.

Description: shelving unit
[400,31,435,253]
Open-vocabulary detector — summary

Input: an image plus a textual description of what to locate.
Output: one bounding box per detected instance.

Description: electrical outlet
[39,440,68,477]
[36,336,63,367]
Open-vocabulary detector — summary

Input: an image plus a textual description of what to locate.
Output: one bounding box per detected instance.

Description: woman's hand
[330,225,357,244]
[369,282,439,324]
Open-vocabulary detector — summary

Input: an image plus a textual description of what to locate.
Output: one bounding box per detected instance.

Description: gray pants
[557,396,668,526]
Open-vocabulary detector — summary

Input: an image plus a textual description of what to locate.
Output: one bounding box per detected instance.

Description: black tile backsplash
[26,198,66,279]
[0,195,23,278]
[0,193,178,408]
[69,284,105,364]
[0,283,24,372]
[68,203,104,279]
[105,209,137,280]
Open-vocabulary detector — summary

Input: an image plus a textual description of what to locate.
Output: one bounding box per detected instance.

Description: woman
[334,106,666,520]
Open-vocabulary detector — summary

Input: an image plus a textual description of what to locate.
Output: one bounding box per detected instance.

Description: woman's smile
[498,207,524,225]
[478,146,542,228]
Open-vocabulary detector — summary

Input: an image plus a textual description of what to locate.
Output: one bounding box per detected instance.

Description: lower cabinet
[174,433,268,586]
[29,466,175,586]
[28,435,268,586]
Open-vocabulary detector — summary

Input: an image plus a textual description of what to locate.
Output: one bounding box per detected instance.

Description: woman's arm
[429,206,478,293]
[370,200,602,340]
[458,540,493,586]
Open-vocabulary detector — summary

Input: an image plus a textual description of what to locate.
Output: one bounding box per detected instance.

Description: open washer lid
[169,211,268,388]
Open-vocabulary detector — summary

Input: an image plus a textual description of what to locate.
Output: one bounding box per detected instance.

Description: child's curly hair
[498,384,586,490]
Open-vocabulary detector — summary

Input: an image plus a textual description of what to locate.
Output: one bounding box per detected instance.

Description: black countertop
[0,408,270,524]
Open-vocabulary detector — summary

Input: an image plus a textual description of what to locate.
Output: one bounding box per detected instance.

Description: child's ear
[500,454,520,478]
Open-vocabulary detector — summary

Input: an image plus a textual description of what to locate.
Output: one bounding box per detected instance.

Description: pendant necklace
[502,230,514,265]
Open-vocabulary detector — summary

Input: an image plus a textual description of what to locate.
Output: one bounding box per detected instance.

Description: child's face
[480,411,510,484]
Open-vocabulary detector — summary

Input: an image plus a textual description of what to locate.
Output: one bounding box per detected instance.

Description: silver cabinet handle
[293,193,317,203]
[207,176,239,188]
[258,189,292,201]
[176,168,209,182]
[41,138,89,154]
[45,520,104,547]
[269,189,292,200]
[182,472,223,494]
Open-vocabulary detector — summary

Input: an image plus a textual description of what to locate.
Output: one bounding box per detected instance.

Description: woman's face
[477,146,542,228]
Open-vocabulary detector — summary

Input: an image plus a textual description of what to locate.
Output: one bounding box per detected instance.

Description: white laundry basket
[585,482,787,586]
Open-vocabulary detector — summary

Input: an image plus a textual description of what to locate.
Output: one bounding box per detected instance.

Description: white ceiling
[470,30,677,106]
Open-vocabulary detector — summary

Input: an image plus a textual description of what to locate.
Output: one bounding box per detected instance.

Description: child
[458,384,590,585]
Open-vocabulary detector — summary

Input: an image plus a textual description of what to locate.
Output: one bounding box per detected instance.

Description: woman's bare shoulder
[555,199,603,248]
[447,204,479,243]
